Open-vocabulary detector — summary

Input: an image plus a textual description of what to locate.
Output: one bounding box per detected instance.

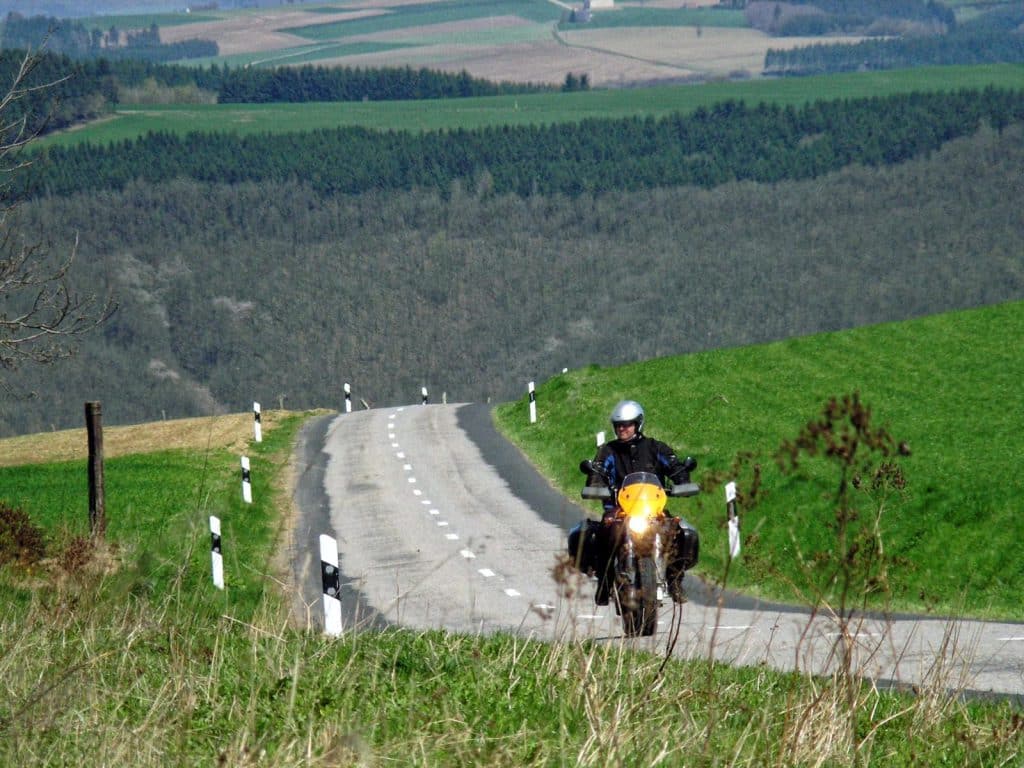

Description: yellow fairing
[618,477,667,520]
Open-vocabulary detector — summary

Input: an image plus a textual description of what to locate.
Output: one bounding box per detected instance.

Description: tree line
[764,6,1024,75]
[20,87,1024,200]
[0,12,218,62]
[746,0,955,36]
[1,122,1021,436]
[217,63,553,103]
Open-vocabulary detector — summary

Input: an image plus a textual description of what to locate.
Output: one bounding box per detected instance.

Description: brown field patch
[315,39,700,87]
[559,26,867,78]
[0,410,306,467]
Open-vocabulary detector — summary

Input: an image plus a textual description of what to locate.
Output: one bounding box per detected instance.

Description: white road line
[504,589,521,598]
[429,509,440,515]
[479,568,495,578]
[421,500,432,505]
[413,489,422,496]
[403,463,412,470]
[445,533,460,541]
[460,549,476,559]
[408,477,416,483]
[437,521,449,527]
[579,614,604,620]
[997,637,1024,642]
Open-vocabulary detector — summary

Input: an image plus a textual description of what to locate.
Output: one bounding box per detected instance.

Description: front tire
[617,556,658,637]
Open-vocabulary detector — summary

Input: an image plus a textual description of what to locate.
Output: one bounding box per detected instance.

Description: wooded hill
[1,120,1021,436]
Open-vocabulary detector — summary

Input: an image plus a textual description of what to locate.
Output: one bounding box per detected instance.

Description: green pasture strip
[0,412,309,618]
[38,63,1024,149]
[561,7,747,29]
[283,0,560,41]
[212,40,419,69]
[77,13,221,30]
[494,300,1024,620]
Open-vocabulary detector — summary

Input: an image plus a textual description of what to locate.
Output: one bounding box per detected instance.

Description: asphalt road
[290,403,1024,702]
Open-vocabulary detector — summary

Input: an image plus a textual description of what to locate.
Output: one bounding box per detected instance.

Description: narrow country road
[290,403,1024,701]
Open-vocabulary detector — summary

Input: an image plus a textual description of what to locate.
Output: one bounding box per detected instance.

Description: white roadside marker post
[241,456,252,504]
[210,515,224,590]
[596,430,605,446]
[319,534,342,636]
[726,481,740,559]
[528,381,536,424]
[421,386,428,405]
[253,401,262,443]
[344,383,352,413]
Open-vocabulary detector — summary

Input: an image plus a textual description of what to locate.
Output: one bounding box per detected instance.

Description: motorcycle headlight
[628,515,650,535]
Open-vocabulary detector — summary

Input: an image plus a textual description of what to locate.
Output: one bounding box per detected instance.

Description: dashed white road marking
[479,568,495,578]
[437,521,449,527]
[403,463,413,471]
[445,533,460,541]
[504,588,521,597]
[460,549,476,559]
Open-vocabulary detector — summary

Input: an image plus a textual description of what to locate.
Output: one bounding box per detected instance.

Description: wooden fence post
[85,401,106,540]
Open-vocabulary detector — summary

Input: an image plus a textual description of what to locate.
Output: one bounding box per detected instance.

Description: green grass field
[494,300,1024,621]
[39,63,1024,149]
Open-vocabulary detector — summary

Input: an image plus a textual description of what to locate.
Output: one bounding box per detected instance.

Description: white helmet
[610,400,644,433]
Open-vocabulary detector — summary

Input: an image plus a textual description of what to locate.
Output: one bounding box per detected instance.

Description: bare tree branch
[0,47,115,387]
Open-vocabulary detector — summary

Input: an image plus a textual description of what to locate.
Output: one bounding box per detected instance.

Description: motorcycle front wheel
[617,555,658,637]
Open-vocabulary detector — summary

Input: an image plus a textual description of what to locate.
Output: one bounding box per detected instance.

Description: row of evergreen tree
[217,64,553,103]
[747,0,956,36]
[0,13,218,62]
[21,87,1024,201]
[765,7,1024,75]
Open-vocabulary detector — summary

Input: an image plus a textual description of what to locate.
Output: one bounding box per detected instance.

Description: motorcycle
[570,459,700,637]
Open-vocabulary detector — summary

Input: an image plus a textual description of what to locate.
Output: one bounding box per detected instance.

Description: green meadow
[39,63,1024,148]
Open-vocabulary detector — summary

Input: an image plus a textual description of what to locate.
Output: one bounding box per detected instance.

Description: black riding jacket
[589,434,691,494]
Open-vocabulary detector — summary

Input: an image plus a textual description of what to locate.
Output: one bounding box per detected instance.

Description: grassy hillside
[495,300,1024,620]
[38,63,1024,148]
[1,355,1020,764]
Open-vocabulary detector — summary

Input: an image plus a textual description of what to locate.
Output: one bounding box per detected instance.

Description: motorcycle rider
[572,399,698,605]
